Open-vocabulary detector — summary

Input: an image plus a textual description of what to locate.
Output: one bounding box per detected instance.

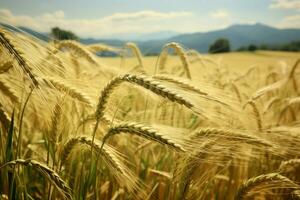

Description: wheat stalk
[187,49,219,67]
[49,101,63,144]
[234,65,257,82]
[102,122,186,152]
[279,159,300,174]
[265,71,280,84]
[60,136,139,192]
[187,49,211,67]
[157,49,169,73]
[235,173,300,200]
[287,97,300,106]
[56,40,98,65]
[176,128,272,199]
[0,28,39,87]
[0,80,19,104]
[277,104,296,125]
[288,59,300,94]
[45,52,66,77]
[251,79,287,100]
[158,42,191,79]
[43,77,93,105]
[95,74,194,122]
[263,96,281,114]
[244,100,263,131]
[192,128,272,147]
[88,43,121,54]
[152,74,208,95]
[175,141,215,200]
[0,159,72,199]
[223,82,242,102]
[124,42,144,68]
[289,59,300,79]
[152,76,230,107]
[61,136,124,173]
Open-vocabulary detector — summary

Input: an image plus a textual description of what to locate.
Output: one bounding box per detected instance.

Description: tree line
[209,38,300,53]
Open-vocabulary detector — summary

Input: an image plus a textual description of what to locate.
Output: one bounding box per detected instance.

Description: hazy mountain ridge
[97,31,179,41]
[3,23,300,53]
[164,23,300,52]
[137,23,300,53]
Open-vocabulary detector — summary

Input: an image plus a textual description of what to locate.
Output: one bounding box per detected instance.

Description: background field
[104,51,300,73]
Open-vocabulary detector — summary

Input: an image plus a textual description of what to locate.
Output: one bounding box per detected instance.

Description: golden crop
[0,27,300,199]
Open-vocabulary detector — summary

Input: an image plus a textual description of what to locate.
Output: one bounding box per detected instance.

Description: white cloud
[211,10,230,19]
[278,14,300,28]
[43,11,65,19]
[0,9,194,37]
[103,10,192,22]
[269,0,300,10]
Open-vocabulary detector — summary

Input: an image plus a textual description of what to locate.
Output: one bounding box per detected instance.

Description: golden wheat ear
[124,42,144,68]
[223,81,242,102]
[0,159,72,199]
[56,40,99,65]
[191,128,272,147]
[279,159,300,174]
[0,28,39,87]
[289,58,300,79]
[42,76,93,106]
[87,43,121,54]
[243,100,263,131]
[152,74,208,95]
[94,73,195,122]
[235,173,300,200]
[251,78,287,100]
[157,42,191,79]
[0,80,19,104]
[102,122,187,152]
[48,100,63,144]
[289,59,300,94]
[60,136,141,194]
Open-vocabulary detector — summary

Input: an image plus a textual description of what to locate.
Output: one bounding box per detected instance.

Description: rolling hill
[137,23,300,53]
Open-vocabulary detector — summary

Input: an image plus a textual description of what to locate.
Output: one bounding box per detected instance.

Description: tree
[209,38,231,53]
[248,44,257,51]
[51,27,79,41]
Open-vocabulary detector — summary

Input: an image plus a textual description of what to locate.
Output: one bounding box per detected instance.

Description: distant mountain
[97,31,179,41]
[0,23,49,41]
[18,26,49,41]
[162,23,300,52]
[81,23,300,53]
[2,22,300,53]
[80,38,124,46]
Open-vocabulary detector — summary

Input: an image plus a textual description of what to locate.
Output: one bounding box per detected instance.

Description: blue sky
[0,0,299,38]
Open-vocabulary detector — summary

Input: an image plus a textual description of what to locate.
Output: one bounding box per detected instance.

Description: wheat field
[0,27,300,200]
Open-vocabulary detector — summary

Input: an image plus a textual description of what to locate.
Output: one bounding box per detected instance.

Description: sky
[0,0,299,38]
